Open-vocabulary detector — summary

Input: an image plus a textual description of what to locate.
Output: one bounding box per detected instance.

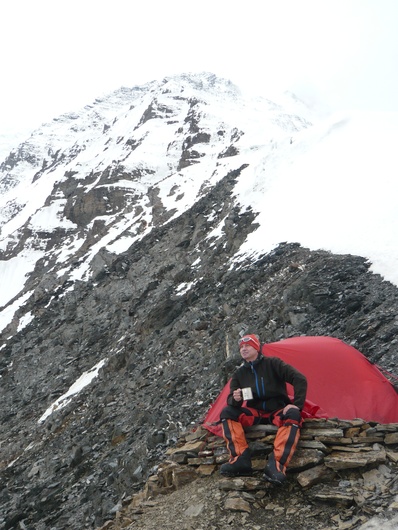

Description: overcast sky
[1,0,398,138]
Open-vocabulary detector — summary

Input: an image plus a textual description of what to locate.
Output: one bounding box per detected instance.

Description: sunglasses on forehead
[239,337,253,343]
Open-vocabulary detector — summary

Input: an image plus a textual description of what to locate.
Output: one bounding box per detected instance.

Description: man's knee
[220,405,242,421]
[283,407,302,424]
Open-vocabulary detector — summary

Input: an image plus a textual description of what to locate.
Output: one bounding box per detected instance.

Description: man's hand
[282,404,299,415]
[233,389,243,402]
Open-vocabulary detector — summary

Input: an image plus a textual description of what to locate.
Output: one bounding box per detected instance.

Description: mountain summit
[0,73,397,529]
[0,73,311,322]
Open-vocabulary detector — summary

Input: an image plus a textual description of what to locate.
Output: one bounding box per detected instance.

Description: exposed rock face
[1,235,398,529]
[0,74,397,529]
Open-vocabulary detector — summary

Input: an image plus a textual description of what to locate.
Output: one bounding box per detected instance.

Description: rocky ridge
[2,236,398,529]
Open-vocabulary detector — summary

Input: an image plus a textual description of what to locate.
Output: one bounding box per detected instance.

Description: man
[219,333,307,485]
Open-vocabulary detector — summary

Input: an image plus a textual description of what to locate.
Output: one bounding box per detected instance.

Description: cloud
[0,0,397,136]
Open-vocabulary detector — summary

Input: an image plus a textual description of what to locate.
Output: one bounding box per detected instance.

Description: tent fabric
[203,336,398,437]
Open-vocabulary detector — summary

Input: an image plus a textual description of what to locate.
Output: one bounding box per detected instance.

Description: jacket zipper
[251,364,267,410]
[261,376,266,410]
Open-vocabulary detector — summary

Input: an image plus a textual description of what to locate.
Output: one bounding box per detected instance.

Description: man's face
[239,343,259,362]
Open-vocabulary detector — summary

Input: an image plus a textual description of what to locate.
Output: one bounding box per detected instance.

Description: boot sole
[262,474,285,486]
[220,470,253,477]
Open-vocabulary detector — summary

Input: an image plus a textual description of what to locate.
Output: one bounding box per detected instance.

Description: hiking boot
[220,449,252,476]
[263,454,286,485]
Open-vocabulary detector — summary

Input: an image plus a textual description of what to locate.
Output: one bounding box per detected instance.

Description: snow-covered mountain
[1,73,398,529]
[1,72,397,337]
[0,73,314,334]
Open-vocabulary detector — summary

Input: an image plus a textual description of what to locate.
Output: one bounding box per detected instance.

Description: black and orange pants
[220,405,302,472]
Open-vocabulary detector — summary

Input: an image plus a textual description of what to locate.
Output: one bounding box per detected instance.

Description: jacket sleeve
[226,371,243,408]
[273,358,308,410]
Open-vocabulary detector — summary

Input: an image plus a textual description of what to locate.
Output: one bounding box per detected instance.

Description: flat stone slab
[296,464,336,487]
[325,448,386,470]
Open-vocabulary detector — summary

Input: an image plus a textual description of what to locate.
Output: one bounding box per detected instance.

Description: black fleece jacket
[227,355,307,413]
